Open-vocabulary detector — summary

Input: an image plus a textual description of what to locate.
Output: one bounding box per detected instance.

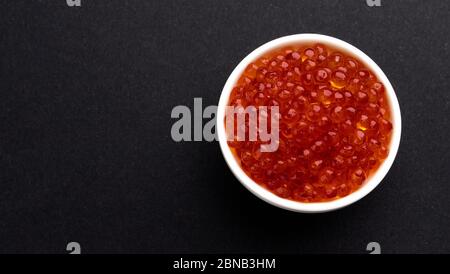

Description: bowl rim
[217,33,402,213]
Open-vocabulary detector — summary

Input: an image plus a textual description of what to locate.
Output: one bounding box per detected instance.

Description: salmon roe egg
[227,43,393,203]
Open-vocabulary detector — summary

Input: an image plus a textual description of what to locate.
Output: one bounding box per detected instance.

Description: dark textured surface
[0,0,449,253]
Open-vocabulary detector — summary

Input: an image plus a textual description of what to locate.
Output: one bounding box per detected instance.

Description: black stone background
[0,0,449,254]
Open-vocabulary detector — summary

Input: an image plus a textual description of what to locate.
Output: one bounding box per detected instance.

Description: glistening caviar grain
[226,43,393,202]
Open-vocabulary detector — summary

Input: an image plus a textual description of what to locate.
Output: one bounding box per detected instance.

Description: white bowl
[217,34,402,213]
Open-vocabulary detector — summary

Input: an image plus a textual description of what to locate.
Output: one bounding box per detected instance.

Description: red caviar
[227,43,393,202]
